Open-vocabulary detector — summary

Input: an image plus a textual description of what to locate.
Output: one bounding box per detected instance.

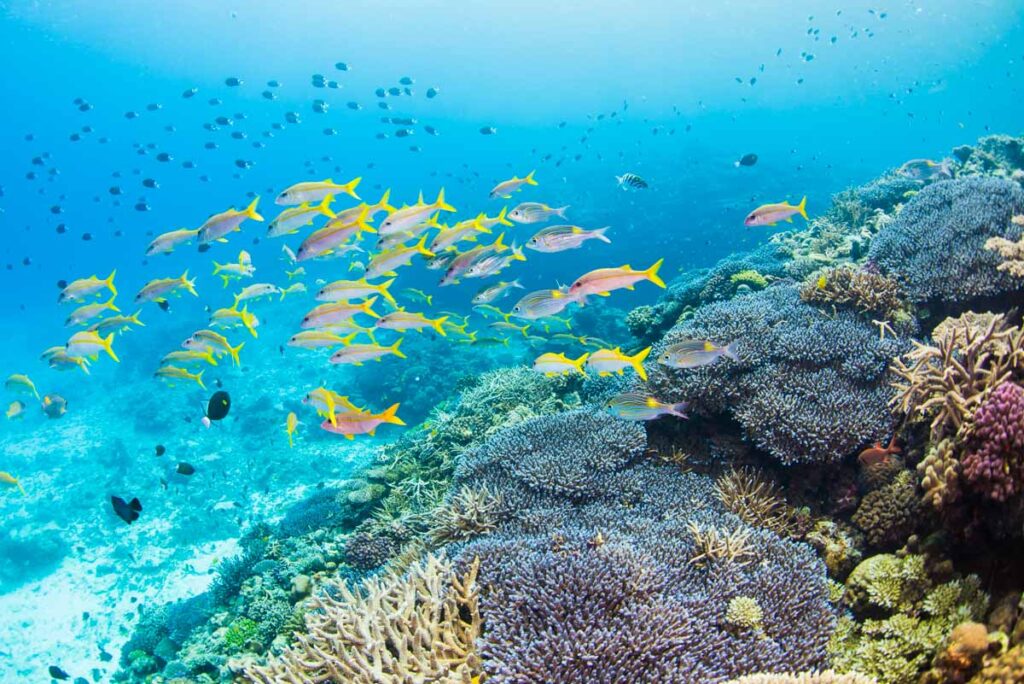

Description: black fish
[155,445,166,456]
[176,462,195,476]
[735,153,759,167]
[157,300,171,312]
[111,496,142,524]
[48,665,70,680]
[206,391,230,421]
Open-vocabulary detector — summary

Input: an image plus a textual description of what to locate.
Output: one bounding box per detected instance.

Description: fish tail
[415,234,434,257]
[288,431,294,448]
[245,196,264,221]
[229,342,245,366]
[645,258,666,288]
[631,346,651,381]
[492,232,507,252]
[380,402,405,425]
[106,295,121,313]
[723,340,741,362]
[391,338,406,358]
[435,188,456,213]
[425,294,434,306]
[212,261,224,274]
[556,205,570,218]
[519,324,530,338]
[181,270,198,296]
[671,401,689,419]
[432,316,448,336]
[362,295,380,318]
[496,206,513,226]
[797,195,808,221]
[376,188,395,213]
[103,333,120,363]
[131,311,145,327]
[205,351,219,366]
[377,278,398,306]
[345,176,362,200]
[318,194,336,219]
[594,226,612,243]
[195,370,207,390]
[525,170,538,186]
[573,353,589,374]
[105,269,118,296]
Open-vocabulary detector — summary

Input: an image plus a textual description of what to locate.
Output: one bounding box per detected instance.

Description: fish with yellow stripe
[329,339,406,366]
[585,347,651,381]
[319,403,405,439]
[198,197,264,243]
[155,366,206,389]
[532,351,588,376]
[58,269,117,303]
[275,177,362,205]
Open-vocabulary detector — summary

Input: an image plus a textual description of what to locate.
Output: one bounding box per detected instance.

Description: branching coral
[714,467,799,537]
[725,673,878,684]
[429,485,503,546]
[243,553,483,684]
[800,266,909,323]
[725,596,765,632]
[917,438,961,509]
[687,521,756,567]
[985,234,1024,278]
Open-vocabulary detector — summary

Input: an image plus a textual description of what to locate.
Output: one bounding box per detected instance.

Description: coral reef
[799,266,910,325]
[961,381,1024,502]
[868,177,1024,305]
[851,471,922,549]
[713,467,802,537]
[971,643,1024,683]
[243,553,482,683]
[725,673,878,684]
[646,284,906,465]
[428,485,503,545]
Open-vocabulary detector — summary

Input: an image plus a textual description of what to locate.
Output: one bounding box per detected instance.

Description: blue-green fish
[604,392,687,421]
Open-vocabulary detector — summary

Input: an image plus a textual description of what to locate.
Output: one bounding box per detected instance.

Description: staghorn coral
[868,176,1024,305]
[932,312,1011,356]
[985,234,1024,278]
[646,284,906,465]
[799,266,909,324]
[714,467,799,537]
[725,672,878,684]
[961,381,1024,502]
[428,485,503,545]
[243,553,482,684]
[687,521,756,567]
[851,470,921,549]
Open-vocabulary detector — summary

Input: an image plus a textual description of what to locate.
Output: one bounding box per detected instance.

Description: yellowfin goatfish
[475,207,515,229]
[287,330,357,349]
[489,171,537,199]
[604,393,688,421]
[295,207,373,260]
[375,310,448,336]
[329,339,406,366]
[135,270,198,304]
[66,296,119,327]
[365,235,434,279]
[209,305,259,337]
[1,472,26,496]
[586,347,651,381]
[426,251,457,271]
[319,403,405,439]
[378,189,455,236]
[301,297,379,328]
[400,288,433,307]
[198,197,264,243]
[532,352,588,376]
[658,339,739,369]
[327,189,394,225]
[430,220,490,253]
[267,196,336,238]
[472,279,524,305]
[4,374,39,399]
[527,225,610,253]
[155,366,206,389]
[286,267,306,279]
[88,312,144,336]
[567,258,665,299]
[233,283,281,306]
[316,277,397,305]
[58,269,117,303]
[275,176,362,206]
[146,228,199,256]
[161,349,218,367]
[213,251,255,287]
[6,400,25,419]
[66,331,119,362]
[463,244,526,279]
[183,330,244,366]
[508,202,569,224]
[48,352,90,374]
[286,412,299,447]
[303,388,362,426]
[439,233,508,286]
[280,283,306,299]
[511,288,580,320]
[743,197,808,227]
[490,320,530,337]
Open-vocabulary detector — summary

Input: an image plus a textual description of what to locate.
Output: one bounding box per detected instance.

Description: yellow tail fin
[345,176,362,200]
[380,403,405,425]
[181,270,198,296]
[497,206,513,226]
[415,234,435,257]
[391,338,406,358]
[103,333,120,363]
[130,311,145,327]
[245,196,264,221]
[195,370,206,390]
[229,342,244,367]
[376,188,395,213]
[362,295,380,319]
[318,195,336,219]
[525,170,538,186]
[631,346,651,381]
[573,353,589,374]
[435,188,456,213]
[432,316,448,337]
[796,195,809,220]
[645,258,666,288]
[105,296,121,313]
[204,350,219,366]
[377,278,398,306]
[105,269,118,297]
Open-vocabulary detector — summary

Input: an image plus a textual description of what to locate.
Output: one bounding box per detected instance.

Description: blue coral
[868,176,1024,304]
[646,284,905,465]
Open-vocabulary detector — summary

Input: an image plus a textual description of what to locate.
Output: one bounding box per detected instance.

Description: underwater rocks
[869,176,1024,306]
[646,284,906,465]
[953,134,1024,181]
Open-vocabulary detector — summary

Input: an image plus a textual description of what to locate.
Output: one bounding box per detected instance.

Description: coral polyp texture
[961,381,1024,502]
[646,284,906,465]
[868,176,1024,305]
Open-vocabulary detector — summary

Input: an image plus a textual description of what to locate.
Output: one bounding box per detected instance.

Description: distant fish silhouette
[111,496,142,524]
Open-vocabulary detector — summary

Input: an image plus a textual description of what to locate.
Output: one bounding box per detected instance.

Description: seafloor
[10,134,1024,684]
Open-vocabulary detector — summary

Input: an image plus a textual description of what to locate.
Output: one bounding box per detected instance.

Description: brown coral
[851,470,921,548]
[686,521,755,567]
[970,643,1024,683]
[922,621,991,683]
[713,467,799,537]
[986,234,1024,278]
[428,485,503,546]
[243,554,483,684]
[918,438,962,509]
[800,266,908,321]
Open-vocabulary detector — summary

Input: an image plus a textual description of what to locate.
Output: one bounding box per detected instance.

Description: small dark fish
[267,79,281,88]
[111,496,142,524]
[206,391,231,421]
[158,300,171,312]
[735,153,758,167]
[480,126,497,135]
[225,76,243,87]
[426,87,439,98]
[335,62,349,71]
[155,445,166,456]
[176,462,196,476]
[143,178,158,189]
[49,665,70,680]
[399,76,414,85]
[183,87,198,98]
[616,172,648,189]
[57,279,67,289]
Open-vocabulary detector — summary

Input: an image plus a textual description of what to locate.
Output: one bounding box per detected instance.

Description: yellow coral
[730,269,770,289]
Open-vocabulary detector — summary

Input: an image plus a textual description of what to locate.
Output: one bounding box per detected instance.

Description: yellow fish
[5,374,40,399]
[532,352,588,376]
[1,471,26,496]
[6,400,25,419]
[286,411,299,448]
[58,269,117,303]
[586,347,651,381]
[198,197,264,243]
[303,388,363,427]
[161,350,219,367]
[66,331,119,362]
[155,366,206,389]
[66,296,120,327]
[489,171,537,199]
[88,311,145,336]
[276,177,362,205]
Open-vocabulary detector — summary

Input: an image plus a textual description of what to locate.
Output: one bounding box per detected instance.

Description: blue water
[1,0,1022,680]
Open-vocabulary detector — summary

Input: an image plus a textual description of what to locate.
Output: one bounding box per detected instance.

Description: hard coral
[868,176,1024,305]
[851,470,921,549]
[725,673,878,684]
[428,485,503,546]
[971,643,1024,683]
[243,553,482,684]
[961,381,1024,502]
[799,266,909,323]
[713,467,799,537]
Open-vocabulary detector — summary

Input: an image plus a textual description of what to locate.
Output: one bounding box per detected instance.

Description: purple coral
[962,381,1024,502]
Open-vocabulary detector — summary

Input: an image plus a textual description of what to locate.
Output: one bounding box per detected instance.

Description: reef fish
[508,202,569,224]
[586,347,651,381]
[135,271,198,304]
[66,331,119,362]
[897,158,952,182]
[315,277,396,305]
[568,258,665,298]
[1,471,26,496]
[616,173,648,190]
[5,374,40,399]
[527,225,610,253]
[743,197,808,227]
[275,176,362,205]
[146,228,199,256]
[604,393,688,421]
[658,339,739,369]
[378,189,455,236]
[286,412,299,447]
[489,171,537,199]
[197,197,264,243]
[375,310,447,335]
[41,394,67,418]
[6,400,25,419]
[302,298,380,328]
[472,279,524,305]
[111,495,142,524]
[329,339,406,365]
[858,435,901,467]
[58,270,117,303]
[532,352,588,376]
[319,403,405,439]
[267,196,336,238]
[511,288,580,320]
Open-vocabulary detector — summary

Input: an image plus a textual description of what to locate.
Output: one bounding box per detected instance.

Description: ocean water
[1,1,1023,682]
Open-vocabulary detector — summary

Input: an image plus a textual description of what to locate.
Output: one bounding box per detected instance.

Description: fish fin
[229,342,245,366]
[380,403,405,425]
[785,216,793,223]
[318,195,336,219]
[103,333,120,363]
[195,370,206,390]
[105,269,118,296]
[631,346,651,381]
[345,176,362,200]
[432,316,448,336]
[497,206,513,226]
[556,205,570,218]
[645,258,666,288]
[415,234,434,257]
[376,188,395,213]
[244,196,264,221]
[181,270,199,296]
[391,338,406,358]
[594,226,612,243]
[723,340,741,362]
[105,295,121,313]
[362,296,380,318]
[573,352,589,373]
[435,188,456,213]
[525,170,538,186]
[796,195,809,220]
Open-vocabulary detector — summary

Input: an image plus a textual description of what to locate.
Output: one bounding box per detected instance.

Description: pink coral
[962,381,1024,502]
